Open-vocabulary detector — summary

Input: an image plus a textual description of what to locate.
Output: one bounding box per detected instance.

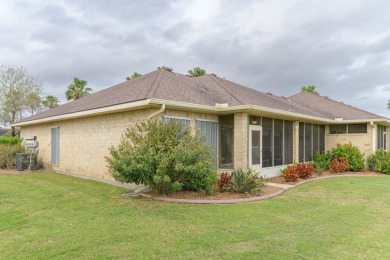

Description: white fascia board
[12,99,152,127]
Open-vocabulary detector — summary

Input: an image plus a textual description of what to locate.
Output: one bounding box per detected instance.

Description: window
[162,115,190,128]
[329,123,367,134]
[299,123,325,162]
[348,124,367,134]
[261,117,294,168]
[51,126,59,165]
[329,124,347,134]
[377,125,387,150]
[196,120,218,168]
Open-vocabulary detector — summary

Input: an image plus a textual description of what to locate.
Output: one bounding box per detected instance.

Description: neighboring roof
[0,129,11,136]
[289,92,387,121]
[14,69,389,125]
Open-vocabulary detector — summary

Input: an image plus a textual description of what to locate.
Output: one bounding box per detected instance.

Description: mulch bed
[145,185,282,200]
[270,170,385,185]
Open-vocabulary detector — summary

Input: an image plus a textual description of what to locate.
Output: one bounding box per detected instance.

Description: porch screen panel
[262,117,273,167]
[313,124,319,154]
[51,126,59,165]
[273,119,283,166]
[319,125,325,152]
[284,120,293,165]
[196,120,218,168]
[305,123,312,161]
[299,123,304,162]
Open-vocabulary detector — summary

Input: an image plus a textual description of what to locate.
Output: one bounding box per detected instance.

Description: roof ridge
[291,92,387,119]
[146,69,165,98]
[206,75,246,104]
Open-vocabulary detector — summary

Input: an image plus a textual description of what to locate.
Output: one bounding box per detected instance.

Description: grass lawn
[1,172,390,259]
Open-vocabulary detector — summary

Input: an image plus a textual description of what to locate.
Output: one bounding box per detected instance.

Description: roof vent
[162,66,173,72]
[324,96,329,99]
[215,103,229,108]
[186,74,192,77]
[267,92,273,95]
[211,73,217,76]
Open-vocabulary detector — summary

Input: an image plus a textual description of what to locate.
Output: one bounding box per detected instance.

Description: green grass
[1,173,390,259]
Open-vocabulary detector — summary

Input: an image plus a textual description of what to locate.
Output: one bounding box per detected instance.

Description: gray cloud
[0,0,389,116]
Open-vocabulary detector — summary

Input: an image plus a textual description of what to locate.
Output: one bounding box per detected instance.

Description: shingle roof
[289,91,386,120]
[15,69,387,124]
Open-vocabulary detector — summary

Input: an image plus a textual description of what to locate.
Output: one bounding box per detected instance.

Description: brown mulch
[0,168,45,175]
[145,185,282,200]
[270,170,385,185]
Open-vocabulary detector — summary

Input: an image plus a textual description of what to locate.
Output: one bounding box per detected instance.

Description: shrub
[329,157,348,173]
[295,162,315,179]
[367,149,390,174]
[312,151,332,171]
[0,139,25,169]
[282,162,314,181]
[281,165,299,182]
[229,168,266,194]
[107,120,217,195]
[331,142,364,171]
[217,172,231,192]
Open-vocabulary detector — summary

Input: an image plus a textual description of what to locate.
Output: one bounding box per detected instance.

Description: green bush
[312,151,332,171]
[330,142,365,171]
[0,142,25,169]
[229,168,266,194]
[0,136,22,145]
[107,120,217,195]
[367,149,390,174]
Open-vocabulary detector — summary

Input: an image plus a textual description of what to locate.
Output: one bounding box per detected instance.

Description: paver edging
[138,174,386,204]
[139,187,284,204]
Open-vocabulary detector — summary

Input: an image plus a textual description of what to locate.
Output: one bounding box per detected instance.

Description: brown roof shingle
[16,69,387,124]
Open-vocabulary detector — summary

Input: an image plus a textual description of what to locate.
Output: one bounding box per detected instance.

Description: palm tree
[65,77,92,101]
[126,72,142,81]
[387,100,390,111]
[188,67,206,77]
[42,95,59,109]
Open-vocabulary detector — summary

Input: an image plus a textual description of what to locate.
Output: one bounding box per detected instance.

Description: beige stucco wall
[325,123,374,157]
[20,108,219,181]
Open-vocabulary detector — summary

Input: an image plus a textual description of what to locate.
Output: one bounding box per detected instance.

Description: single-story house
[12,68,390,179]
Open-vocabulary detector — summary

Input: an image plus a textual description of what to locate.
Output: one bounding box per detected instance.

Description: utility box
[16,153,38,171]
[16,153,29,171]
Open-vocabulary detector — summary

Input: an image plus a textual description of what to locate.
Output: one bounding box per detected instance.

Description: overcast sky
[1,0,390,116]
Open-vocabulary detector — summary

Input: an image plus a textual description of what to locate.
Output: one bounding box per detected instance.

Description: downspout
[147,104,166,120]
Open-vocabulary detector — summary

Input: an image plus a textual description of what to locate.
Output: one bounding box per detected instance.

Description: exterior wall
[325,123,374,157]
[233,112,248,169]
[20,108,219,181]
[20,109,157,180]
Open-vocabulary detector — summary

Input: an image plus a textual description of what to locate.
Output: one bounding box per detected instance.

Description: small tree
[188,67,206,77]
[387,100,390,112]
[301,85,319,94]
[42,95,60,109]
[65,77,92,101]
[107,120,217,195]
[0,65,43,126]
[126,72,142,81]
